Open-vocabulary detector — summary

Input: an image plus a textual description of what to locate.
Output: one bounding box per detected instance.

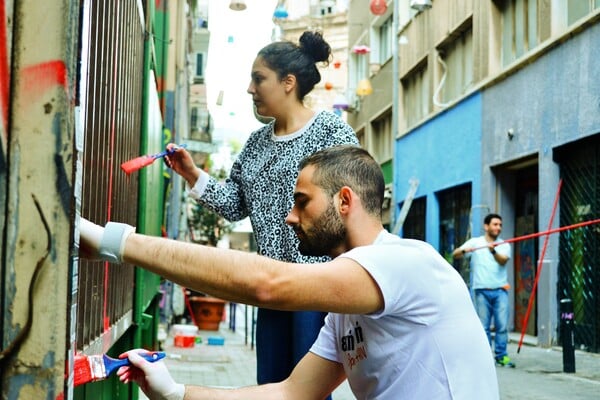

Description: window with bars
[402,60,429,127]
[567,0,600,25]
[373,15,393,65]
[194,52,205,83]
[438,184,472,276]
[371,111,392,163]
[403,196,426,241]
[494,0,539,66]
[436,23,473,106]
[349,49,370,97]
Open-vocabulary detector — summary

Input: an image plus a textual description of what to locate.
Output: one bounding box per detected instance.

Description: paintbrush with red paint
[74,351,165,386]
[120,144,187,175]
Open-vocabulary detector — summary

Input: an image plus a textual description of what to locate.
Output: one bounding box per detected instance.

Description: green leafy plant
[186,166,234,246]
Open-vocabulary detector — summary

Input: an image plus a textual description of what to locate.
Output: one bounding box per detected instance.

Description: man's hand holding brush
[117,350,185,400]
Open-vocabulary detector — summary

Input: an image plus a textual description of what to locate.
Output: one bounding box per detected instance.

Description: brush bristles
[73,355,93,387]
[73,354,107,386]
[89,354,107,380]
[120,156,155,174]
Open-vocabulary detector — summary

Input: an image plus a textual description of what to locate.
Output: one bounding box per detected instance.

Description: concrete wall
[1,0,79,397]
[481,20,600,346]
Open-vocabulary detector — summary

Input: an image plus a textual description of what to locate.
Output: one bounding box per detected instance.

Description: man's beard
[297,202,346,257]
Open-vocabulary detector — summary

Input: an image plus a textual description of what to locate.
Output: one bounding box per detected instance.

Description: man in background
[453,213,515,368]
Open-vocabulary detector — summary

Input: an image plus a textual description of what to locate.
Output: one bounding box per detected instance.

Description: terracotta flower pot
[189,296,226,331]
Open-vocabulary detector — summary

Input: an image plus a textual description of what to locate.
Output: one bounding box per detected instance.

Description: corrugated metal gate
[556,135,600,353]
[77,0,145,352]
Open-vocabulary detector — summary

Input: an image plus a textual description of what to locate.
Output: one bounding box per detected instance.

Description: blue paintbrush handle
[149,143,188,160]
[104,351,166,376]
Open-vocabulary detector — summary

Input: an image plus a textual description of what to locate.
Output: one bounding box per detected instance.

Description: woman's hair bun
[298,31,331,65]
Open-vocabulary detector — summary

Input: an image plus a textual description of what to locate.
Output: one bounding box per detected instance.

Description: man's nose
[285,209,298,226]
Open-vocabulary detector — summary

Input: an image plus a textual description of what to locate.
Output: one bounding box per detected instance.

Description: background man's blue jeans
[474,288,509,359]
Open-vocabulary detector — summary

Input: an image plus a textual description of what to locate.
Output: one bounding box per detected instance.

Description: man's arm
[120,350,346,400]
[489,244,509,265]
[452,245,470,260]
[186,353,345,400]
[80,219,384,314]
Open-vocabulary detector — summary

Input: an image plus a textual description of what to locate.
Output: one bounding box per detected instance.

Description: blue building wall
[394,92,483,249]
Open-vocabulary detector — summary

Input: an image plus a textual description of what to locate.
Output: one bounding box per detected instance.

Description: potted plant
[186,167,234,246]
[188,296,226,331]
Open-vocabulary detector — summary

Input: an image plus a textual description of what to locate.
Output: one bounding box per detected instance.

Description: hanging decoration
[333,60,342,69]
[229,0,247,11]
[324,82,334,90]
[352,45,371,54]
[356,79,373,97]
[273,5,288,19]
[370,0,388,15]
[332,93,350,110]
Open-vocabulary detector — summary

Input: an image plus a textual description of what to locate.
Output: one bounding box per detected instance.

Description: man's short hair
[298,145,384,216]
[484,213,502,225]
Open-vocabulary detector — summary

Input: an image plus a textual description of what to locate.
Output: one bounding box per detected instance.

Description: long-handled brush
[120,144,187,175]
[74,351,166,386]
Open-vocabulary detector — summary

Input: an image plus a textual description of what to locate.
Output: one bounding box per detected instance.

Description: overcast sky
[205,0,278,150]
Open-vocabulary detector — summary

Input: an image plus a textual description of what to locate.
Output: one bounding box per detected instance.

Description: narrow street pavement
[496,337,600,399]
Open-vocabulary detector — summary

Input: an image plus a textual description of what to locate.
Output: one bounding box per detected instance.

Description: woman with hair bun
[166,31,358,389]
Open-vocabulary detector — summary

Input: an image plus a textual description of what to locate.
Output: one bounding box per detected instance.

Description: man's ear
[337,186,353,214]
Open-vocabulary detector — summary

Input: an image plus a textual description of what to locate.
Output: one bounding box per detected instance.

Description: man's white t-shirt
[309,230,499,399]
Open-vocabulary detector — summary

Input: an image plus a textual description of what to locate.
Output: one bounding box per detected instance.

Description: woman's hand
[164,143,202,187]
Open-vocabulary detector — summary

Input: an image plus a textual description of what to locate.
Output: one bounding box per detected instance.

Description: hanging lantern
[273,5,288,19]
[370,0,388,15]
[229,0,247,11]
[332,93,350,110]
[352,45,371,54]
[325,82,334,90]
[410,0,433,11]
[333,60,342,69]
[356,79,373,97]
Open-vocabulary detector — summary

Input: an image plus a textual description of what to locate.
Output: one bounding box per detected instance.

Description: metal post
[560,298,576,373]
[390,0,400,230]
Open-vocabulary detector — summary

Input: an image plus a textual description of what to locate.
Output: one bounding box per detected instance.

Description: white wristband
[99,222,135,263]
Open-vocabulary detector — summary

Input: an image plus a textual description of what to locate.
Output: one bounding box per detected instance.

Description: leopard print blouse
[198,110,358,263]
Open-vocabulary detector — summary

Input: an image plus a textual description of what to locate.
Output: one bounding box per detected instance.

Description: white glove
[79,217,135,263]
[79,217,104,260]
[117,350,185,400]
